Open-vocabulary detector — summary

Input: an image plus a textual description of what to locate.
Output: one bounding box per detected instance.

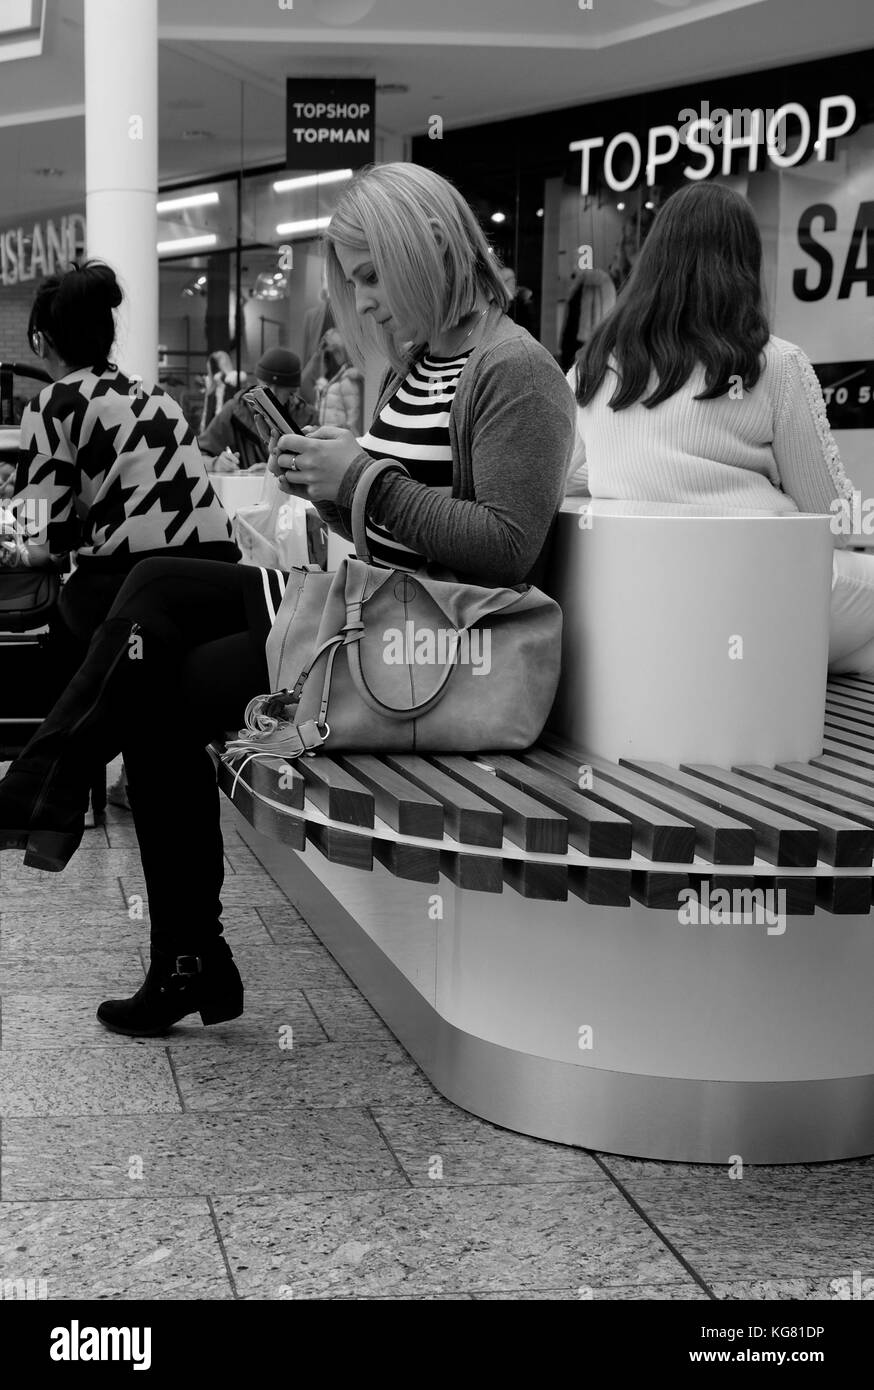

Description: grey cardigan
[316,304,576,587]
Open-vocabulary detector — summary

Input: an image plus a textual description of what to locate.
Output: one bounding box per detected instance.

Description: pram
[0,362,107,819]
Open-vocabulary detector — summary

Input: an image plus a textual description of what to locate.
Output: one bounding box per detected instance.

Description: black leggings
[104,558,271,952]
[48,569,128,704]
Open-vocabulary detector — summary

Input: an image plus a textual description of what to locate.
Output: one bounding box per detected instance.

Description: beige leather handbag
[223,459,562,771]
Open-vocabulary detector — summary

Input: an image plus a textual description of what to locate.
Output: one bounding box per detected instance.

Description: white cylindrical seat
[546,506,834,766]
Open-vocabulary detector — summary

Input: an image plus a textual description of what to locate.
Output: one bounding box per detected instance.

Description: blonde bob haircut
[323,162,511,377]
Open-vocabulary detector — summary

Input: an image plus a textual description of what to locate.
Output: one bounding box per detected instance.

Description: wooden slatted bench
[217,511,874,1166]
[215,674,874,1169]
[218,675,874,916]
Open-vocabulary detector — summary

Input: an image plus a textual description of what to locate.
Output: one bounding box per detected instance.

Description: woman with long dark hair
[0,163,574,1037]
[566,181,874,674]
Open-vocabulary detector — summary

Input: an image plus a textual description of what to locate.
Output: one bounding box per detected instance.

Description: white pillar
[84,0,158,381]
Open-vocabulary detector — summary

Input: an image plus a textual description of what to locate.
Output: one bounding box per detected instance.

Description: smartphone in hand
[244,387,305,437]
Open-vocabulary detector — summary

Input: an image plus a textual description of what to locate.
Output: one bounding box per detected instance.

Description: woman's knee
[108,558,201,621]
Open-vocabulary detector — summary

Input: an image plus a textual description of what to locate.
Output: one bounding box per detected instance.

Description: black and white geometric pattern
[15,367,233,557]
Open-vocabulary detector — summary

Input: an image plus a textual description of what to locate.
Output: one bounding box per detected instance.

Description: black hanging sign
[286,78,376,170]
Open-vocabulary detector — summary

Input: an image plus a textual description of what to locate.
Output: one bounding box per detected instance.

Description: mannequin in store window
[299,264,335,406]
[199,349,247,433]
[314,329,363,436]
[559,267,616,371]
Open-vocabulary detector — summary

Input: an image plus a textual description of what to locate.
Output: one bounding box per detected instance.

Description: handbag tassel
[221,621,362,801]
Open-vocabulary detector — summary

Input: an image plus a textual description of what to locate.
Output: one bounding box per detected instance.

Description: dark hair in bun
[28,260,123,371]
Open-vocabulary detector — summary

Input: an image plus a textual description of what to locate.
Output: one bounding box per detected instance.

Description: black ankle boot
[96,941,244,1036]
[0,618,137,871]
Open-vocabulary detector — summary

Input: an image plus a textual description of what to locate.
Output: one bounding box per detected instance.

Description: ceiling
[0,0,870,220]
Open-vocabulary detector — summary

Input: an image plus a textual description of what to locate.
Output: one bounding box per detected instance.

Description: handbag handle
[342,563,520,722]
[349,458,411,561]
[346,620,462,720]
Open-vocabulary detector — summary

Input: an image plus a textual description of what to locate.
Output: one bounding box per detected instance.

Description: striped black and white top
[356,349,473,570]
[247,349,473,645]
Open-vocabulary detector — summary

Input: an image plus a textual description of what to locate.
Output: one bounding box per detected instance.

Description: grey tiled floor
[1,762,872,1301]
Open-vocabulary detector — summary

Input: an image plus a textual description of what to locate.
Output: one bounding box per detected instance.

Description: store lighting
[275,216,332,236]
[156,191,220,214]
[157,234,218,254]
[536,208,544,217]
[272,169,353,194]
[181,274,208,298]
[252,271,288,300]
[491,212,507,224]
[644,201,655,210]
[617,202,626,211]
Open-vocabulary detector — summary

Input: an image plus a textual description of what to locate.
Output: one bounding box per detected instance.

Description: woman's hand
[269,425,363,503]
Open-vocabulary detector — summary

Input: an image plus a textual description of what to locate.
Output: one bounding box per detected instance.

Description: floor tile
[598,1154,874,1182]
[0,1199,231,1299]
[1,988,326,1050]
[710,1277,866,1300]
[225,843,268,874]
[0,948,144,992]
[121,875,289,910]
[0,846,143,881]
[2,1110,406,1199]
[213,1183,688,1298]
[371,1104,607,1186]
[1,910,141,954]
[472,1282,710,1300]
[300,1291,475,1301]
[171,1040,438,1112]
[256,904,319,945]
[104,825,144,848]
[624,1173,874,1281]
[231,944,353,990]
[0,880,124,913]
[302,986,394,1042]
[0,905,272,954]
[0,1049,181,1116]
[211,910,276,947]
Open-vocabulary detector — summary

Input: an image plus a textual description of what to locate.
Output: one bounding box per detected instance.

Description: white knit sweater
[565,336,855,520]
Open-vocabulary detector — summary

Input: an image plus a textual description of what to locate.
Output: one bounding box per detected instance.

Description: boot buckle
[172,954,203,980]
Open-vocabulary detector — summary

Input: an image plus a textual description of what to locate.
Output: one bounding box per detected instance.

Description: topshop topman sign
[570,95,858,195]
[286,78,375,170]
[0,213,86,287]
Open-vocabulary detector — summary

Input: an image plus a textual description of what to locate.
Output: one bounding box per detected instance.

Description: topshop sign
[570,95,857,195]
[0,213,86,287]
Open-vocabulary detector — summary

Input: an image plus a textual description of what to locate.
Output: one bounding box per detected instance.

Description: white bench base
[233,807,874,1165]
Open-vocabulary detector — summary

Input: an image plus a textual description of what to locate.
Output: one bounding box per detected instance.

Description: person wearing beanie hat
[255,347,300,390]
[198,347,315,468]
